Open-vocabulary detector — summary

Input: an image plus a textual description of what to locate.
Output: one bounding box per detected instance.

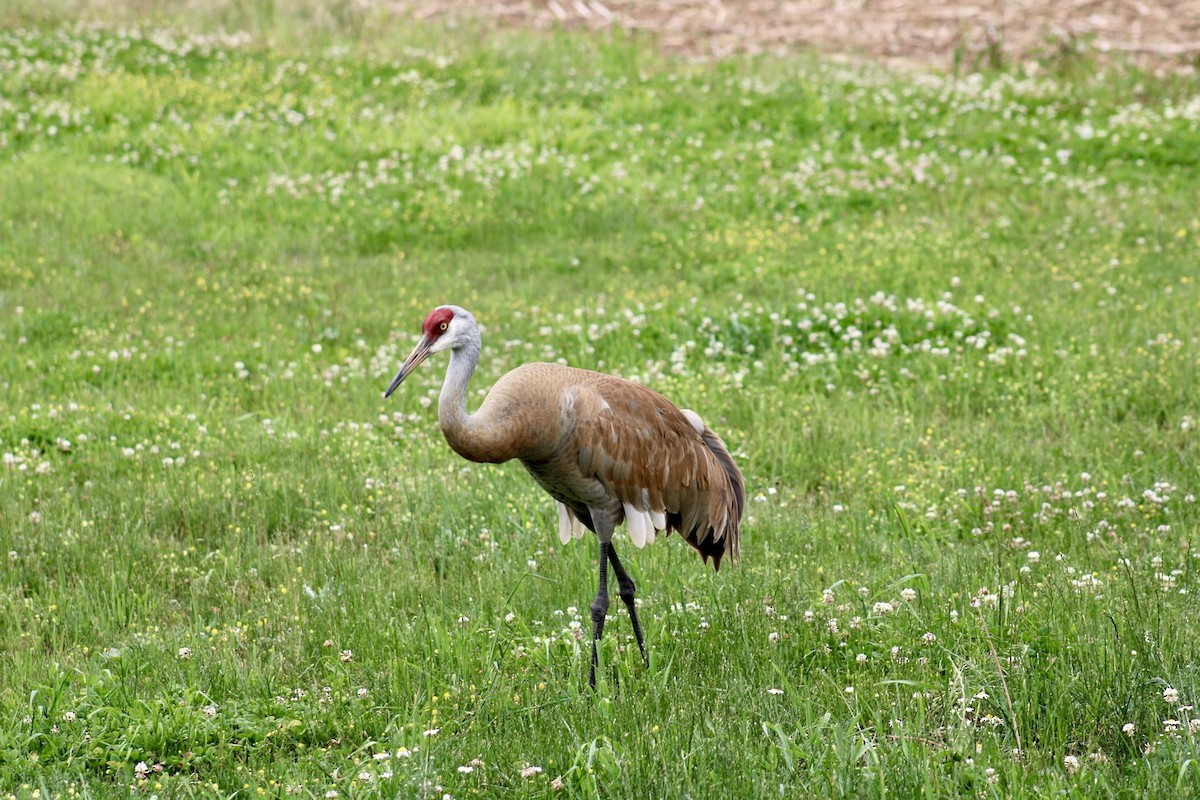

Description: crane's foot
[607,544,648,667]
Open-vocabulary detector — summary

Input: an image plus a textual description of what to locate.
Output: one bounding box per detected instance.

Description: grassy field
[2,2,1199,797]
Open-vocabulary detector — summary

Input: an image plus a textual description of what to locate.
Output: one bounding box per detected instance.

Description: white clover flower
[1164,687,1179,704]
[520,765,543,779]
[178,647,193,660]
[900,588,917,602]
[1063,755,1080,775]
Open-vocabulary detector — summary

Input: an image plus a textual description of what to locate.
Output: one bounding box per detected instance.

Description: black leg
[589,539,611,689]
[607,543,647,666]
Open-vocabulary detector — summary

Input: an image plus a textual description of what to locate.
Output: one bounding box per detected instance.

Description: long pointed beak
[384,335,432,398]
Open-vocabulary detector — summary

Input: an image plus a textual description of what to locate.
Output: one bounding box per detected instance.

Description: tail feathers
[703,428,745,530]
[676,425,744,571]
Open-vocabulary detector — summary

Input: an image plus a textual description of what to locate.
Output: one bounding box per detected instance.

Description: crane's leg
[589,539,611,689]
[607,544,648,665]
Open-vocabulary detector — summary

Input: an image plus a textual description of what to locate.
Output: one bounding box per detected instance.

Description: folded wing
[567,377,744,569]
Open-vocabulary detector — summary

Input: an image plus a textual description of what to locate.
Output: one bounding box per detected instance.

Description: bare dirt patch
[389,0,1200,71]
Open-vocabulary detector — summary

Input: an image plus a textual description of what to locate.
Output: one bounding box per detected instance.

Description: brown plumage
[384,305,745,686]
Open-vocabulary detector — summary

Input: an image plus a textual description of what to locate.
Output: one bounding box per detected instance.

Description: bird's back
[479,363,744,569]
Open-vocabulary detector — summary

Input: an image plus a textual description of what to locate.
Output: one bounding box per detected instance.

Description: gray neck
[438,336,480,437]
[436,322,516,464]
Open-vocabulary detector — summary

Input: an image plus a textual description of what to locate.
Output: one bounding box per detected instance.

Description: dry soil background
[388,0,1200,71]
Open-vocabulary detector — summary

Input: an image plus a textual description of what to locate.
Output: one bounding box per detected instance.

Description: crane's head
[383,305,476,398]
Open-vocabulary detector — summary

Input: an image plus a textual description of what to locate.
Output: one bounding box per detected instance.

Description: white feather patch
[623,501,648,548]
[650,510,666,530]
[557,503,588,543]
[557,503,573,545]
[681,408,705,435]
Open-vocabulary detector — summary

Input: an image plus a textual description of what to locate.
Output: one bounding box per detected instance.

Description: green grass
[2,2,1200,797]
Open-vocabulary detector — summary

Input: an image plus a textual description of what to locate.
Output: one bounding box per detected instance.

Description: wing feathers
[504,365,740,561]
[564,378,743,568]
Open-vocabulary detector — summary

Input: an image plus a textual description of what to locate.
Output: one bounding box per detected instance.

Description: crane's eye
[439,321,448,331]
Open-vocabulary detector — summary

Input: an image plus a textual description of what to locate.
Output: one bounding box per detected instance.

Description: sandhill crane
[384,305,745,687]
